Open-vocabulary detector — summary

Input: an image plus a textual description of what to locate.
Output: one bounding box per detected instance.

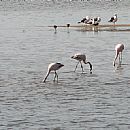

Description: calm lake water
[0,0,130,130]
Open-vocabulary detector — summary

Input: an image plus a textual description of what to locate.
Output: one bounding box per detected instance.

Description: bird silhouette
[71,53,92,73]
[54,25,57,33]
[43,63,64,82]
[113,43,124,66]
[108,14,117,25]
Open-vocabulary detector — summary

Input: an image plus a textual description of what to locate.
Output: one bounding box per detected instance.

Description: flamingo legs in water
[119,52,123,65]
[114,52,123,66]
[54,71,58,82]
[74,61,84,72]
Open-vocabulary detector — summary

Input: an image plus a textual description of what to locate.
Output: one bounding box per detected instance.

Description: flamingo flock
[43,43,124,82]
[43,53,92,82]
[43,13,126,83]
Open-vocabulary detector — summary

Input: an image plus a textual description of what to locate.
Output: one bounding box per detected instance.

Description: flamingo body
[71,53,92,72]
[43,63,64,82]
[113,43,124,66]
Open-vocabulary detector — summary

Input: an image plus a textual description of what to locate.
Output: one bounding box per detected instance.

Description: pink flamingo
[113,43,124,66]
[71,53,92,73]
[43,63,64,82]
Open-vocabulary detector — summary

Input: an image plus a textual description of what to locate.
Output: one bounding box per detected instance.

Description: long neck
[83,59,87,64]
[113,51,119,66]
[43,70,50,82]
[84,61,92,71]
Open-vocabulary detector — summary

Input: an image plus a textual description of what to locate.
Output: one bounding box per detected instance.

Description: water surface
[0,0,130,130]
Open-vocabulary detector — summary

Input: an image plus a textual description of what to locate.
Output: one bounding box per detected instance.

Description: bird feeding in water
[71,53,92,73]
[108,14,117,25]
[113,43,124,66]
[43,63,64,83]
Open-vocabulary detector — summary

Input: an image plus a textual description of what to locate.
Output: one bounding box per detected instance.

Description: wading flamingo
[71,53,92,73]
[43,63,64,82]
[113,43,124,66]
[108,14,117,25]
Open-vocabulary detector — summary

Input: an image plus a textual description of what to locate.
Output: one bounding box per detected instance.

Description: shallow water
[0,0,130,130]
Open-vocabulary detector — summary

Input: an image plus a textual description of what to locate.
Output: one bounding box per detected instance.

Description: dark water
[0,0,130,130]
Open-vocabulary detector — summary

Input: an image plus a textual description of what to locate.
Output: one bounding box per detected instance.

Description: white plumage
[71,53,92,72]
[108,14,117,25]
[92,17,101,25]
[43,62,64,82]
[113,43,124,66]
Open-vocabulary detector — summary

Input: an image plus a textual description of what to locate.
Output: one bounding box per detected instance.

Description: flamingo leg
[120,51,123,64]
[56,72,58,82]
[80,61,84,72]
[74,61,79,72]
[113,52,119,66]
[119,52,121,65]
[53,71,58,82]
[53,71,56,81]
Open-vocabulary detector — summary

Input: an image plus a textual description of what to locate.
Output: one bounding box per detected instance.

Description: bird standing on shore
[92,17,101,25]
[43,63,64,82]
[71,53,92,73]
[108,14,117,25]
[78,16,91,24]
[113,43,124,66]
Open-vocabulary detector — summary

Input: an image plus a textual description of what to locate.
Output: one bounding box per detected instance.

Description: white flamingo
[108,14,117,25]
[43,63,64,82]
[71,53,92,73]
[113,43,124,66]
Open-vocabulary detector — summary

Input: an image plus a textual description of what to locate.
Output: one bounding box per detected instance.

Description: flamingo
[113,43,124,66]
[108,14,117,25]
[43,63,64,82]
[71,53,92,73]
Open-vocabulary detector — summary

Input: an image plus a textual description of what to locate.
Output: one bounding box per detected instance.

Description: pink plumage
[71,53,92,72]
[43,63,64,82]
[113,43,124,66]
